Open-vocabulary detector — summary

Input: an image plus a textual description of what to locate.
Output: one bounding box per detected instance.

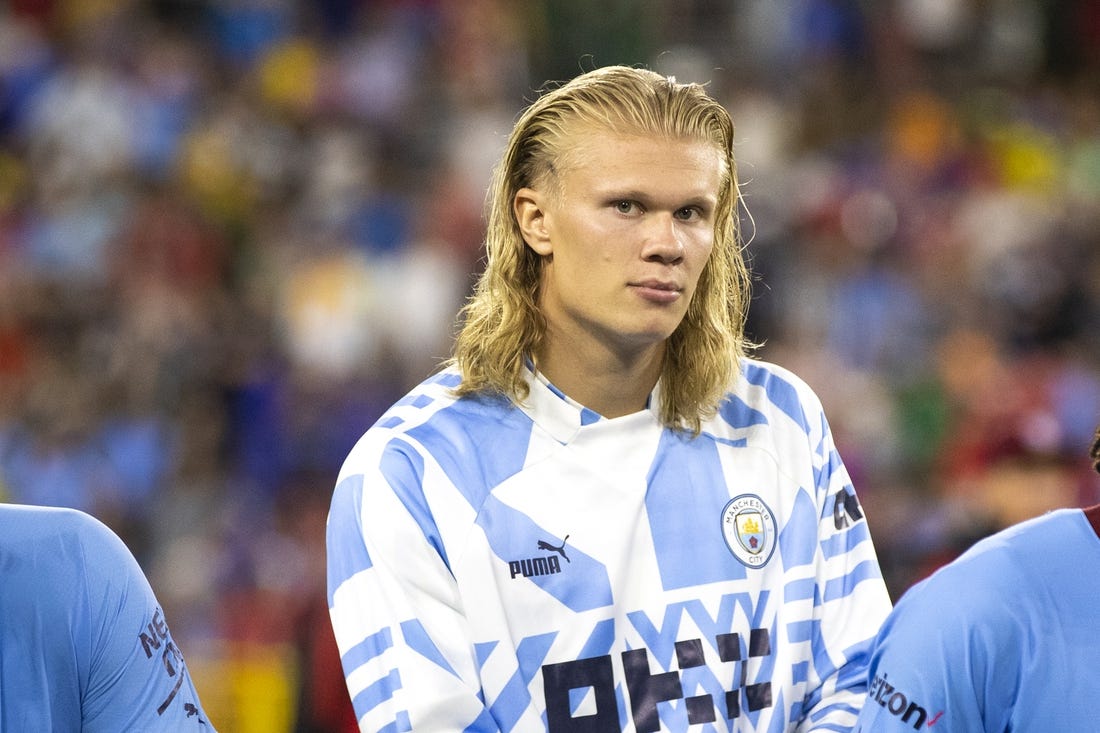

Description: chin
[622,323,681,348]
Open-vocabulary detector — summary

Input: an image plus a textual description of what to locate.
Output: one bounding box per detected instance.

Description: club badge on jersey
[721,494,777,568]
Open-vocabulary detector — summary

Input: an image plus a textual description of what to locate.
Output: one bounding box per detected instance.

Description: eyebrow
[602,188,717,209]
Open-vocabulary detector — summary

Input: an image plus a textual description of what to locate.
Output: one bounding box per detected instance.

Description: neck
[534,338,664,419]
[1084,504,1100,540]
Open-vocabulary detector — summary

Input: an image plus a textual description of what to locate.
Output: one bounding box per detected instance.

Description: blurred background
[0,0,1098,730]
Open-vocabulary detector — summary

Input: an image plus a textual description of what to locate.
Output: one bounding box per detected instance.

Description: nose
[642,213,685,264]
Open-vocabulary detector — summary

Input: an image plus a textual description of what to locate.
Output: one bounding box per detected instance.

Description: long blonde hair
[449,65,752,433]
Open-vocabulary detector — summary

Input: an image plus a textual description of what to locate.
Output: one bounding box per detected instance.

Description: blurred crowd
[1,0,1098,730]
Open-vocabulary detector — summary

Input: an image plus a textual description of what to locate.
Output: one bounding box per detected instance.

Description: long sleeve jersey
[327,359,891,732]
[854,507,1100,732]
[0,504,214,731]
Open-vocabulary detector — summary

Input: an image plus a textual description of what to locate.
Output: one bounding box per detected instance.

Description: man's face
[516,127,723,360]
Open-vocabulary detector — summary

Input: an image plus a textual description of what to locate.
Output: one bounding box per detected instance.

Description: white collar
[517,364,663,444]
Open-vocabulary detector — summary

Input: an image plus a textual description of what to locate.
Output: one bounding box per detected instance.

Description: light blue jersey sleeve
[0,505,214,731]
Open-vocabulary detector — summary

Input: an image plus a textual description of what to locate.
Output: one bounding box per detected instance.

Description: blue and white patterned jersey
[327,358,891,732]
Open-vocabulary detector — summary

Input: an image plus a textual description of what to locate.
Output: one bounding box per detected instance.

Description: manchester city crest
[721,494,777,568]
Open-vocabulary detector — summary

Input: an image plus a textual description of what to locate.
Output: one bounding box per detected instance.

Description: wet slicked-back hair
[448,65,752,433]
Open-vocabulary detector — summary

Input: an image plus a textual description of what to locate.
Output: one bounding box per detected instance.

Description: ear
[514,187,553,256]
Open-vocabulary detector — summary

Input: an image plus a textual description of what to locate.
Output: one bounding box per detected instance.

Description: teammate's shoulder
[0,503,115,543]
[930,508,1083,589]
[0,504,139,590]
[895,518,1046,620]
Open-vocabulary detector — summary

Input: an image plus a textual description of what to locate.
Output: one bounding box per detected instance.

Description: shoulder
[732,357,818,394]
[0,504,150,639]
[733,358,824,422]
[0,503,131,562]
[1,501,101,531]
[873,512,1067,662]
[859,514,1079,730]
[337,369,467,477]
[336,367,525,485]
[926,509,1078,595]
[893,519,1036,623]
[702,357,828,446]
